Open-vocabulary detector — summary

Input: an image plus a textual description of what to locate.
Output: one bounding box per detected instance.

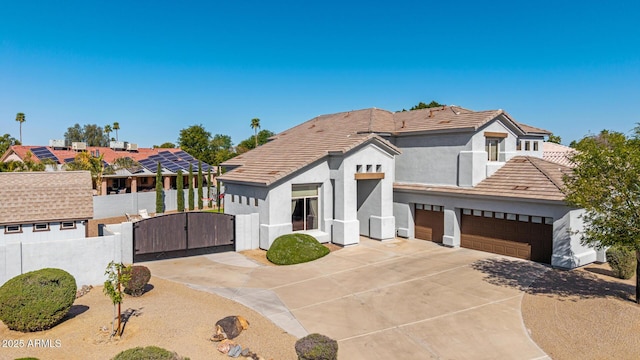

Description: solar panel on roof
[31,147,59,162]
[163,162,182,172]
[64,157,75,163]
[159,151,179,161]
[175,151,196,161]
[139,159,158,171]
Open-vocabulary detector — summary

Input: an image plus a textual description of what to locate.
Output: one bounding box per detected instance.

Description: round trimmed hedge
[266,233,329,265]
[0,268,76,332]
[112,346,189,360]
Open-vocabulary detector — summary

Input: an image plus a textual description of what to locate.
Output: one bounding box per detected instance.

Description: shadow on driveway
[471,258,635,302]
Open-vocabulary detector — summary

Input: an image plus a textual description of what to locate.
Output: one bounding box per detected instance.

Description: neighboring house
[542,141,577,167]
[0,171,93,241]
[1,144,215,195]
[221,105,600,269]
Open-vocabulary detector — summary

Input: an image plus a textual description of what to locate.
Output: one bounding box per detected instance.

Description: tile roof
[221,108,401,185]
[0,171,94,225]
[220,106,551,185]
[542,142,577,167]
[1,146,215,175]
[395,156,571,202]
[515,122,552,135]
[2,145,184,164]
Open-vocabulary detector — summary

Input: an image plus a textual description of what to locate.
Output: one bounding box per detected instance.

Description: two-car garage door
[460,209,552,264]
[414,204,553,264]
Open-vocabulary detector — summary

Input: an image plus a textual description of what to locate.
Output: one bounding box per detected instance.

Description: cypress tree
[207,167,212,208]
[197,161,203,210]
[176,169,184,212]
[188,164,194,211]
[155,162,164,214]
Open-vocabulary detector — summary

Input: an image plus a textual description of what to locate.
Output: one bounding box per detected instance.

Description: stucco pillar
[130,177,137,193]
[332,175,359,246]
[164,176,171,190]
[100,179,107,196]
[442,207,461,247]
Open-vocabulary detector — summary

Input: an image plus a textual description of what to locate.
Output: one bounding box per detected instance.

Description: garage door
[460,209,552,263]
[415,204,444,243]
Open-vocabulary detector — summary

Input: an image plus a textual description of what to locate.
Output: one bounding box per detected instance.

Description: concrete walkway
[142,237,550,359]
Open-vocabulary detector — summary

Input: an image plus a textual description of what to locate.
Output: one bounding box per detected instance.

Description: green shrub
[606,245,636,279]
[112,346,189,360]
[15,358,40,360]
[123,265,151,297]
[295,333,338,360]
[0,268,76,332]
[266,234,329,265]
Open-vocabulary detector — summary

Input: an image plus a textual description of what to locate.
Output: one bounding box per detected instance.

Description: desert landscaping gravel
[0,276,298,360]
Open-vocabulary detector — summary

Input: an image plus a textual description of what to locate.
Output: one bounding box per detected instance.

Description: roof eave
[393,184,567,205]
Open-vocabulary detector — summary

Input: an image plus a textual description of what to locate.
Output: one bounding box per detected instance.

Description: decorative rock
[211,315,250,341]
[216,339,236,354]
[76,284,93,298]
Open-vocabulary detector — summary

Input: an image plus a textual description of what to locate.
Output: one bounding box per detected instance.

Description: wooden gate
[133,212,235,262]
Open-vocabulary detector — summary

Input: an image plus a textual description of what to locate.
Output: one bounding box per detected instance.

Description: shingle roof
[395,156,571,202]
[0,171,94,225]
[220,106,551,185]
[543,142,577,167]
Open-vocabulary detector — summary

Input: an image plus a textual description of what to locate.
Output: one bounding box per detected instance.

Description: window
[291,184,319,231]
[254,198,259,207]
[525,141,531,151]
[533,141,539,151]
[33,223,50,232]
[61,221,76,230]
[376,164,382,172]
[5,225,21,234]
[486,138,500,161]
[516,140,521,151]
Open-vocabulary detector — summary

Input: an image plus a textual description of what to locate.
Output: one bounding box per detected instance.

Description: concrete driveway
[142,237,550,359]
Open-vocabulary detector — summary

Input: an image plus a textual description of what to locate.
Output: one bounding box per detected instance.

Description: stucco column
[131,177,137,193]
[164,176,171,190]
[332,174,360,246]
[442,207,461,247]
[100,179,107,196]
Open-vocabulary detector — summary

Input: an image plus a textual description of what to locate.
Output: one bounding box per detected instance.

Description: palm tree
[250,118,260,147]
[113,122,120,141]
[104,124,113,142]
[15,113,25,144]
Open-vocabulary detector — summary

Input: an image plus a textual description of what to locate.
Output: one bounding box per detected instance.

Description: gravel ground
[521,263,640,360]
[0,277,298,360]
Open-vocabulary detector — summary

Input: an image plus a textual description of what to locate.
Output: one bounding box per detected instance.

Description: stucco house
[220,105,600,269]
[1,144,215,195]
[0,171,93,241]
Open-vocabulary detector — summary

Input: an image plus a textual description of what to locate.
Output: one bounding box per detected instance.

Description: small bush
[606,246,636,279]
[295,333,338,360]
[112,346,189,360]
[266,234,329,265]
[0,268,76,332]
[123,265,151,297]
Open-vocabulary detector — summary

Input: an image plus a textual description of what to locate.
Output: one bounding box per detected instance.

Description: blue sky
[1,1,639,148]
